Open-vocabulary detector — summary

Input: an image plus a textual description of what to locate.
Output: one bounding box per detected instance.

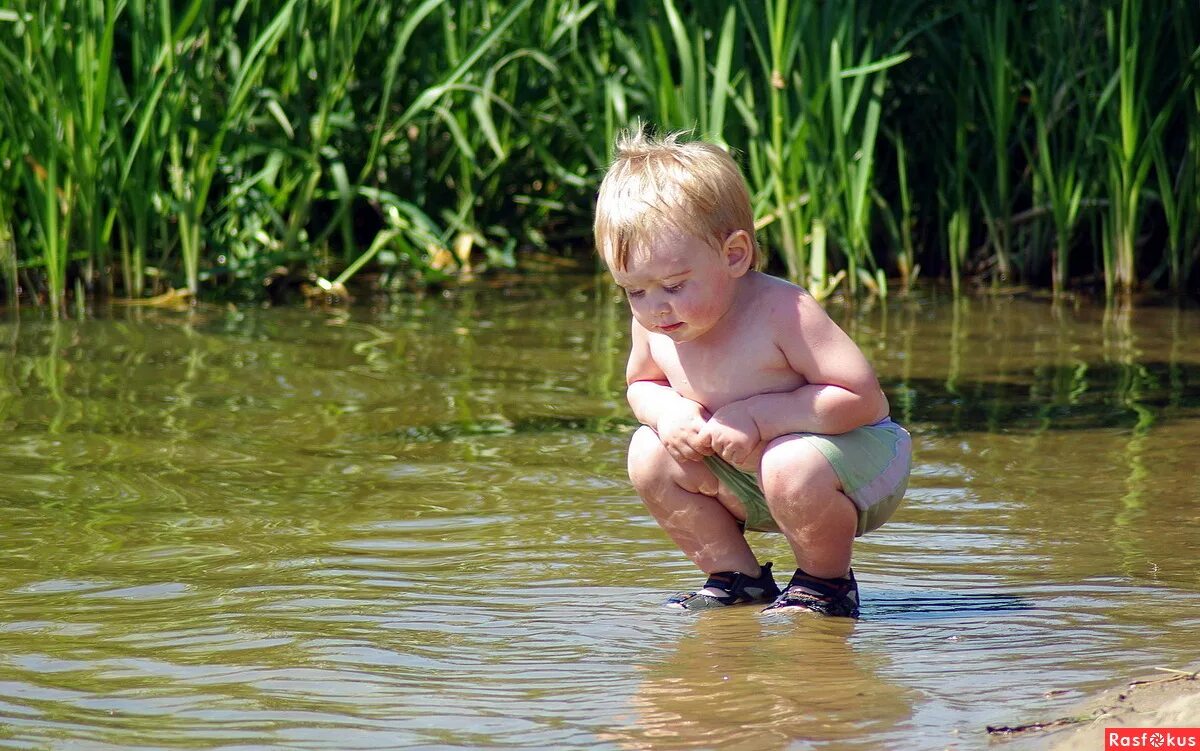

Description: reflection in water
[0,283,1197,749]
[607,613,915,751]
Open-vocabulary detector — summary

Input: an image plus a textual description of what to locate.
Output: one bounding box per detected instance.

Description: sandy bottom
[988,664,1200,749]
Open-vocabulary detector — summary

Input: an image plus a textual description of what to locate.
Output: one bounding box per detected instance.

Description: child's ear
[721,230,754,276]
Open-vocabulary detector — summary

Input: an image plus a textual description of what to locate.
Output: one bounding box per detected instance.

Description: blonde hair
[594,125,761,272]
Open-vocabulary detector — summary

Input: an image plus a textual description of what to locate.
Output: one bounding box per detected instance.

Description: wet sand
[988,664,1200,749]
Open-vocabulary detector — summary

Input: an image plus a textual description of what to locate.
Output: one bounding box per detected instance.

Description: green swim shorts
[703,417,912,537]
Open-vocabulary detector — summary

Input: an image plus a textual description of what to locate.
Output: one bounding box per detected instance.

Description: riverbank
[988,665,1200,749]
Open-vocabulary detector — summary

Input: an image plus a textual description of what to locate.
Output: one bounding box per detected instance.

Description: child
[594,127,912,617]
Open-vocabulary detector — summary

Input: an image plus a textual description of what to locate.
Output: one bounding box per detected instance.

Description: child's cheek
[675,291,706,322]
[628,299,654,327]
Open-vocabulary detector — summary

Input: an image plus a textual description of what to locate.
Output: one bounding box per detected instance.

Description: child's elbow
[839,383,888,427]
[864,386,890,421]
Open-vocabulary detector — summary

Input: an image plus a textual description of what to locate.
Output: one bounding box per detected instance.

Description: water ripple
[1,296,1199,749]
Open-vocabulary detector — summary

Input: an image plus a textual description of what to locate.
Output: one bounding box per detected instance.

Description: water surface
[1,280,1197,750]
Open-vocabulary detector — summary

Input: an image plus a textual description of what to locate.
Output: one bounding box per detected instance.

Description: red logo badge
[1105,728,1200,749]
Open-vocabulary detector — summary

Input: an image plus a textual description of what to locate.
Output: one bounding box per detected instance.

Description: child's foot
[664,562,781,610]
[761,568,860,618]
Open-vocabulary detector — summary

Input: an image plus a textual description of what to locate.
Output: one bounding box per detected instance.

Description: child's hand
[656,400,713,463]
[702,403,762,468]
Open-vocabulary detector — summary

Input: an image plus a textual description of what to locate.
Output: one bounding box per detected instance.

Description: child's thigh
[757,434,843,498]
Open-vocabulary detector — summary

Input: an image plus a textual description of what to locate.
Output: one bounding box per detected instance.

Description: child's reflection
[607,612,915,750]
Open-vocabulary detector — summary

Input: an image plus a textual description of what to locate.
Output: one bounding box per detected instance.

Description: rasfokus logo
[1105,728,1200,749]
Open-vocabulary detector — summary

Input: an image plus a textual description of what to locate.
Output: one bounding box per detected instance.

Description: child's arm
[626,321,712,463]
[711,292,888,448]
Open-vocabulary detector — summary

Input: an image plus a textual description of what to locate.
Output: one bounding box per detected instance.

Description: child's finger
[670,439,701,463]
[718,444,739,465]
[665,447,685,464]
[716,439,748,467]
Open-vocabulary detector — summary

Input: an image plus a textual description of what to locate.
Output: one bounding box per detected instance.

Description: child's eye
[663,282,685,293]
[626,289,645,299]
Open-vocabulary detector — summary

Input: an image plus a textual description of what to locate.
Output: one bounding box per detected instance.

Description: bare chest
[649,334,805,411]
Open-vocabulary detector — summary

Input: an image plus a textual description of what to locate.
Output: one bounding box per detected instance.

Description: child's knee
[759,435,838,500]
[627,425,671,490]
[627,425,717,497]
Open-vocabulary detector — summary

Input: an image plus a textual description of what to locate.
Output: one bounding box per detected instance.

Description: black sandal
[761,567,860,618]
[664,562,781,610]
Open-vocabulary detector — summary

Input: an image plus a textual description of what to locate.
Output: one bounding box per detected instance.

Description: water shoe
[762,567,860,618]
[664,562,781,610]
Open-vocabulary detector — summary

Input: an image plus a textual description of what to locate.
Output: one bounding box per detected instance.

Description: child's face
[609,230,751,343]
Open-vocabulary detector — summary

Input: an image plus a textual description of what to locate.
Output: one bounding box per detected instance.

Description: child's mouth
[659,322,683,333]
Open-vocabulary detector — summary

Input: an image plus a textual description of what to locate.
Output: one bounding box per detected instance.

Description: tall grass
[0,0,1197,310]
[720,1,908,298]
[0,1,101,313]
[1022,1,1093,296]
[1099,0,1160,297]
[0,76,20,302]
[966,1,1018,284]
[1161,10,1200,291]
[909,0,1198,298]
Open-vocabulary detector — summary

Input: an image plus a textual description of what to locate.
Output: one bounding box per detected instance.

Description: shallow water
[0,279,1197,750]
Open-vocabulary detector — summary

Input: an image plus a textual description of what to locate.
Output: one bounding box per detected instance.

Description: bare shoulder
[750,273,834,332]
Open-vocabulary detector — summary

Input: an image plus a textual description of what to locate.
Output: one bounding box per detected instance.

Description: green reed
[0,0,1198,309]
[1022,1,1092,296]
[615,0,738,147]
[731,0,909,298]
[965,1,1017,284]
[874,128,917,293]
[1099,0,1156,296]
[941,70,972,298]
[175,0,301,296]
[0,1,98,314]
[273,0,382,262]
[1153,8,1199,293]
[336,0,612,283]
[915,0,1197,298]
[0,112,16,302]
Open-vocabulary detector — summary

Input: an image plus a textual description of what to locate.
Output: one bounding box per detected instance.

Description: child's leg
[627,426,761,576]
[757,435,858,579]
